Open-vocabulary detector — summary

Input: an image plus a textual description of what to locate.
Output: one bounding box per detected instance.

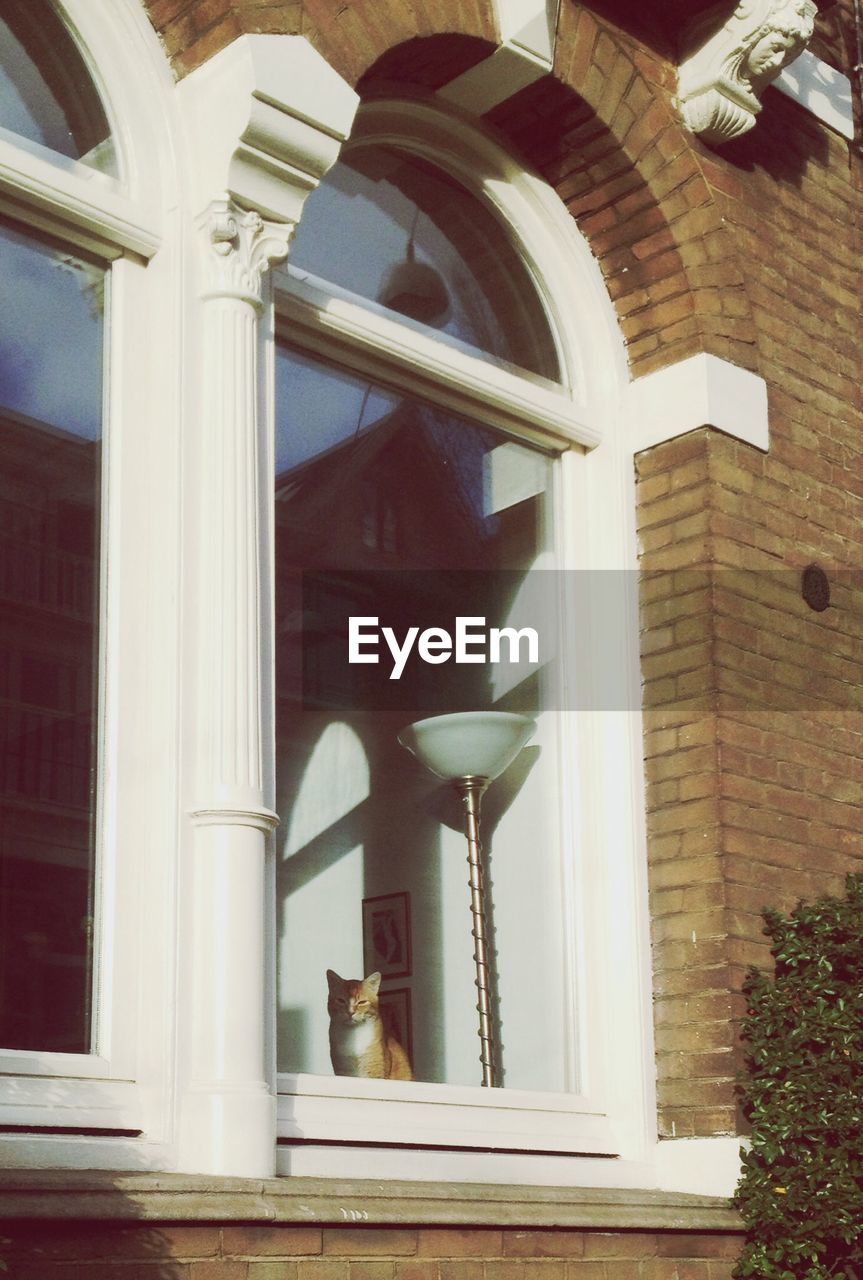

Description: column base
[177,1084,276,1177]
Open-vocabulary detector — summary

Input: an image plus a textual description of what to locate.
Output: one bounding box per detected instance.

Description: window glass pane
[290,148,560,382]
[0,222,103,1052]
[276,346,570,1093]
[0,0,115,174]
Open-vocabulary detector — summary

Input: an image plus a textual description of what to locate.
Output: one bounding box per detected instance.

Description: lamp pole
[397,711,535,1090]
[454,775,495,1087]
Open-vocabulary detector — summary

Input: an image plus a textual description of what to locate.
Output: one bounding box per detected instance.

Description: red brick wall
[636,433,734,1139]
[633,32,863,1132]
[143,0,496,78]
[487,2,862,1141]
[810,0,859,69]
[487,20,761,382]
[0,1222,743,1278]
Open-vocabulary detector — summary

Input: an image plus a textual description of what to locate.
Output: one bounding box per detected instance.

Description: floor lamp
[398,711,536,1088]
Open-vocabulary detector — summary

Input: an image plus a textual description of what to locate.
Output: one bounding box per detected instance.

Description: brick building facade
[0,0,860,1274]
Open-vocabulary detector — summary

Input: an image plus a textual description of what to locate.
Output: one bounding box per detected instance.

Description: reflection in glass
[0,224,104,440]
[0,223,104,1051]
[0,0,115,174]
[290,147,560,381]
[276,345,570,1093]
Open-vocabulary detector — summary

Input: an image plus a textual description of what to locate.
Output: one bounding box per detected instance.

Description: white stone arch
[52,0,178,203]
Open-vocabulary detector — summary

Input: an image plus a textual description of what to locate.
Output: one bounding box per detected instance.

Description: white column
[179,199,290,1176]
[174,33,358,1177]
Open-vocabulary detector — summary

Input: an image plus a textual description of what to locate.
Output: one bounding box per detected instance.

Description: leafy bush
[734,873,863,1280]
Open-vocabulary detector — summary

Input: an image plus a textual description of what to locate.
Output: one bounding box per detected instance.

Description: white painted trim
[276,267,597,450]
[174,38,360,1178]
[624,353,769,454]
[439,0,559,114]
[0,1050,113,1079]
[278,1144,658,1190]
[277,1074,617,1156]
[439,43,552,114]
[0,31,661,1183]
[776,49,855,140]
[273,97,655,1173]
[278,1085,617,1156]
[284,1137,742,1200]
[177,34,358,223]
[0,0,182,1148]
[0,1079,139,1131]
[0,133,159,258]
[53,0,180,209]
[494,0,558,58]
[276,1138,743,1197]
[656,1136,745,1199]
[0,1136,175,1172]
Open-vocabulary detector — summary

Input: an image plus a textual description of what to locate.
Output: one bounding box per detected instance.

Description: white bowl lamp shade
[398,711,536,782]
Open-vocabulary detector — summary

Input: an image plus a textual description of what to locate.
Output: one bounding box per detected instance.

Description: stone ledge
[0,1171,742,1232]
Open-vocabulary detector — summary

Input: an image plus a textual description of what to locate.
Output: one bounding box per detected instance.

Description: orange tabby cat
[326,969,413,1080]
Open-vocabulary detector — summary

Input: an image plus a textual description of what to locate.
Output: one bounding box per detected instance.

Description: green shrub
[734,873,863,1280]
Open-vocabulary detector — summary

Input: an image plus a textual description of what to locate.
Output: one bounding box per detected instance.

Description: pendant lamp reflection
[378,207,450,327]
[398,711,536,1087]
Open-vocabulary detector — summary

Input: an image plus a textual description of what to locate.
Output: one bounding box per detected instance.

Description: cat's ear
[326,969,342,990]
[365,971,382,994]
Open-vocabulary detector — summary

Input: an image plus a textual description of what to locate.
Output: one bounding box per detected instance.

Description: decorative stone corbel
[201,197,294,309]
[678,0,818,144]
[180,33,359,224]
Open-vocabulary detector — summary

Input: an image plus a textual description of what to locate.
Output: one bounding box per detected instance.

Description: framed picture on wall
[378,986,413,1063]
[362,891,411,979]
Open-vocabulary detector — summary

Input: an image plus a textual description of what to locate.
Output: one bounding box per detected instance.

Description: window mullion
[276,272,599,452]
[0,135,159,261]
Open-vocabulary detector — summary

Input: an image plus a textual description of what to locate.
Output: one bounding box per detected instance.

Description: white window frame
[0,0,181,1164]
[0,18,657,1183]
[272,99,656,1177]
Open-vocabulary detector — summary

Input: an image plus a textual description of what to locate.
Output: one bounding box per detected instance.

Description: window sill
[0,1170,742,1231]
[277,1074,619,1156]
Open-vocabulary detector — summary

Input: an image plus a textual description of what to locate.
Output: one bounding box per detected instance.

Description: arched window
[0,0,169,1140]
[0,18,652,1180]
[0,220,103,1053]
[272,101,643,1160]
[0,2,111,1055]
[287,143,560,378]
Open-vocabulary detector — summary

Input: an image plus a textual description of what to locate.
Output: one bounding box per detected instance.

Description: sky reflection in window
[0,2,115,173]
[0,224,104,441]
[291,147,560,382]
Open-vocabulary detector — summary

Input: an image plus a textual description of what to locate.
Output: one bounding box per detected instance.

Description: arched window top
[290,144,561,382]
[0,0,115,174]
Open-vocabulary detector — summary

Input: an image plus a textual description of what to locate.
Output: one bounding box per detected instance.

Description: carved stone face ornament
[746,28,798,80]
[678,0,818,144]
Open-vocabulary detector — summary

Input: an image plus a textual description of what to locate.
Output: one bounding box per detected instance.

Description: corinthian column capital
[201,196,293,308]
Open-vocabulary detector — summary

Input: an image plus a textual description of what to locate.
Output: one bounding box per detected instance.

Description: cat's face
[326,969,382,1026]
